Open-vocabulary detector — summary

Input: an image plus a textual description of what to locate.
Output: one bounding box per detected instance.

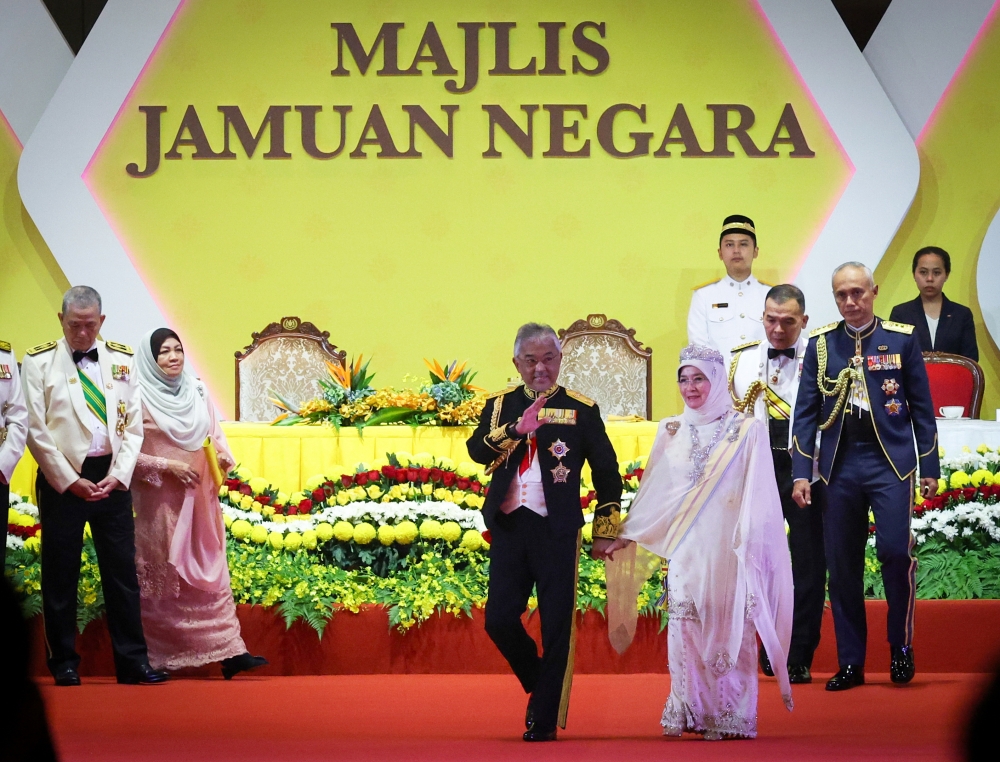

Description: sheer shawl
[605,347,794,708]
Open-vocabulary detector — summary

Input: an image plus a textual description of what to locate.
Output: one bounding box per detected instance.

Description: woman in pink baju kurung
[132,328,266,678]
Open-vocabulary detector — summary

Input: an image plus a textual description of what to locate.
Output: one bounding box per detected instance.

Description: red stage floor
[41,673,986,761]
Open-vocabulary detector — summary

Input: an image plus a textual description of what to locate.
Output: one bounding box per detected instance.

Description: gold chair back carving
[234,317,346,422]
[557,314,652,420]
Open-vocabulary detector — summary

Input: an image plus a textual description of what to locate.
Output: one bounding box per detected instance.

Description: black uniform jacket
[791,318,940,484]
[467,384,622,539]
[889,294,979,361]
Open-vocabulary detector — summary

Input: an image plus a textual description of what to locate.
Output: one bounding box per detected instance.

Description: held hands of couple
[68,475,123,502]
[593,536,633,561]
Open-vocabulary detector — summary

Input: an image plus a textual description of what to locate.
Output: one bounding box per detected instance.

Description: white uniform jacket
[729,336,807,451]
[21,338,143,493]
[0,342,29,484]
[687,274,770,357]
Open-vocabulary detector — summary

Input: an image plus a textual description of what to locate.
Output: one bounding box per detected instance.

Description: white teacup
[939,406,965,419]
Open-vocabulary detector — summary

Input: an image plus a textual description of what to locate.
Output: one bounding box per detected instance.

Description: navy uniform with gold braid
[791,317,939,672]
[467,383,621,734]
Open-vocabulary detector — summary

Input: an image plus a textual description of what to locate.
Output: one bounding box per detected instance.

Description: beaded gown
[132,404,246,670]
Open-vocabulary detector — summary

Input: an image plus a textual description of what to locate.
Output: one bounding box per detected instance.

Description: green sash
[78,370,108,426]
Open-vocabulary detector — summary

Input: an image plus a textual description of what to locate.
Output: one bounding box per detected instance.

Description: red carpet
[41,673,987,761]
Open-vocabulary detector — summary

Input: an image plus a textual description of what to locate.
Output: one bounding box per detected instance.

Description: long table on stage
[9,420,662,495]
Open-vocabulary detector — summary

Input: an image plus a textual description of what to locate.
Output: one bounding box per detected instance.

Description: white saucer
[936,416,970,420]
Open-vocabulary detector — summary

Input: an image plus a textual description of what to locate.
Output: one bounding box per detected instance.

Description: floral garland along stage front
[7,443,1000,637]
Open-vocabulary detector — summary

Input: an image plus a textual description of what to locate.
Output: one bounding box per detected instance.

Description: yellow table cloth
[9,421,661,497]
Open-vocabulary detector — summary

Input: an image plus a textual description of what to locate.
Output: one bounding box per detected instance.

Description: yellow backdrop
[0,114,69,353]
[85,0,849,419]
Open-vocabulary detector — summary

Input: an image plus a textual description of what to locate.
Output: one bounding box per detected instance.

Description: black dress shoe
[890,646,915,684]
[525,695,535,730]
[221,653,269,680]
[826,665,865,691]
[54,667,81,686]
[758,646,774,677]
[523,728,557,742]
[788,665,812,684]
[117,665,169,685]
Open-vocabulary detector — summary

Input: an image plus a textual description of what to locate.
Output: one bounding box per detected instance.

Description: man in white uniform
[21,286,165,686]
[729,284,826,684]
[688,214,770,357]
[1,338,29,564]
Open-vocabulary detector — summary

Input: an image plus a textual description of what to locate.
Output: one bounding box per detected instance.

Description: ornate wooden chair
[557,314,652,419]
[923,352,985,418]
[234,317,346,422]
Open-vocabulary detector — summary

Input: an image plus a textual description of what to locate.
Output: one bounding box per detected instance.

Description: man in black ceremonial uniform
[792,263,939,692]
[468,322,622,742]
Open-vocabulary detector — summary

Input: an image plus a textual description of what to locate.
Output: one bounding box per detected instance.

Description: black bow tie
[73,348,99,364]
[767,347,796,360]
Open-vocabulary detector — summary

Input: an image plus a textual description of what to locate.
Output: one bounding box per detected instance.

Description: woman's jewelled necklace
[689,413,730,484]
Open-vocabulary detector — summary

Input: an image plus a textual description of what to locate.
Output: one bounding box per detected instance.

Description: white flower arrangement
[910,501,1000,545]
[222,499,488,535]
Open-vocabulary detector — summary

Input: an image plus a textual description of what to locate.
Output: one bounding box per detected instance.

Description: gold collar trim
[523,383,560,400]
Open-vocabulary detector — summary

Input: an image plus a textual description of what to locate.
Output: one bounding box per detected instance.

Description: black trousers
[771,449,827,667]
[825,441,915,667]
[37,456,149,677]
[1,480,8,566]
[485,507,579,732]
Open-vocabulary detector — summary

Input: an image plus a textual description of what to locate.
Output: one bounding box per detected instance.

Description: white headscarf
[677,345,733,426]
[136,329,211,451]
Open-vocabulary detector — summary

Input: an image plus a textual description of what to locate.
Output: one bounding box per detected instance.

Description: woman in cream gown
[132,328,266,678]
[605,344,794,739]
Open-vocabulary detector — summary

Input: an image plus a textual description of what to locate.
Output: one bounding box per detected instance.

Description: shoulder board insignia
[0,340,10,353]
[881,320,914,335]
[485,387,514,400]
[26,341,57,356]
[691,278,720,291]
[808,321,838,338]
[105,340,134,355]
[565,389,595,407]
[730,340,761,353]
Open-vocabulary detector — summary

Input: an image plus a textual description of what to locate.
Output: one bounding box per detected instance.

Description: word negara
[126,102,814,177]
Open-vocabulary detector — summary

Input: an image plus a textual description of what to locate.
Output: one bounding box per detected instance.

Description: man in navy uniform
[729,284,826,683]
[791,263,939,691]
[467,323,622,741]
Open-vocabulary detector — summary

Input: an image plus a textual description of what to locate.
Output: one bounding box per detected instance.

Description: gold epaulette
[0,340,10,353]
[691,278,719,291]
[808,321,838,338]
[565,389,595,407]
[105,340,134,355]
[26,341,57,355]
[881,320,914,335]
[485,387,514,400]
[730,339,761,353]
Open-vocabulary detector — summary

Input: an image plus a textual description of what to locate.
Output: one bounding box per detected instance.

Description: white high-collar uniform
[687,273,770,359]
[0,342,28,484]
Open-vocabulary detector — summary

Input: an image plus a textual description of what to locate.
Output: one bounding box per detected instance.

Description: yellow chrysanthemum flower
[456,462,478,478]
[24,536,41,553]
[395,452,412,468]
[460,529,482,551]
[272,514,286,524]
[377,524,396,546]
[250,525,269,544]
[353,522,377,545]
[441,521,462,543]
[950,471,971,489]
[301,530,318,550]
[395,521,419,545]
[977,444,991,455]
[316,522,335,542]
[970,469,993,487]
[419,519,443,540]
[304,474,327,492]
[247,477,270,495]
[234,465,253,480]
[332,521,354,542]
[223,514,234,529]
[267,532,285,550]
[283,532,302,551]
[582,523,593,543]
[411,452,434,467]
